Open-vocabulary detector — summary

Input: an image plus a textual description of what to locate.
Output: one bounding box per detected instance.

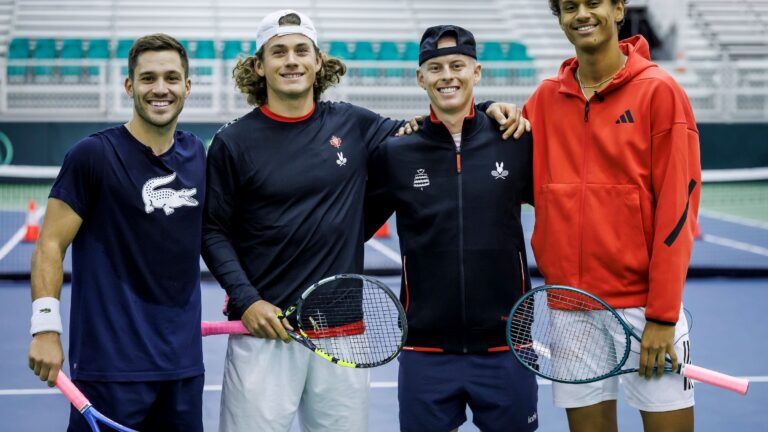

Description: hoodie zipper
[455,143,467,353]
[579,95,595,286]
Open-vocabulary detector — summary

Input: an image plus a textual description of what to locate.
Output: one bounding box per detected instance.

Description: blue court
[1,276,766,431]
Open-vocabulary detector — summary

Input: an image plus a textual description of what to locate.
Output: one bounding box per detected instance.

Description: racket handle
[55,371,90,411]
[201,320,250,337]
[681,364,749,395]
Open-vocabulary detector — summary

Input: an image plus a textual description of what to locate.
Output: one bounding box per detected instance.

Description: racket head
[506,284,633,384]
[292,273,407,368]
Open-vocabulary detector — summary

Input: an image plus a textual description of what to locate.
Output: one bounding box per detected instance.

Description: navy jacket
[365,110,533,354]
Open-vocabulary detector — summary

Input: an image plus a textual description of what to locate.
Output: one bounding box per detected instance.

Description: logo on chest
[491,162,508,180]
[413,169,430,190]
[142,172,198,216]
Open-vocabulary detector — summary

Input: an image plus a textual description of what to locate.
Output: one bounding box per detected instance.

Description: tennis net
[0,166,765,277]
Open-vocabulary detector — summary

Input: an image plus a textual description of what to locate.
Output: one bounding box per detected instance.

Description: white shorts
[551,306,695,412]
[219,335,370,432]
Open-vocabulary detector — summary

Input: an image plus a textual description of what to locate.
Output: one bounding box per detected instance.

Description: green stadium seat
[378,41,402,77]
[223,40,246,60]
[481,42,505,61]
[481,42,508,79]
[117,39,134,77]
[195,40,216,58]
[178,39,191,57]
[195,40,216,76]
[32,39,56,79]
[507,42,534,80]
[506,41,531,61]
[60,39,84,78]
[8,38,30,78]
[378,42,401,60]
[86,39,110,78]
[116,39,133,58]
[353,41,376,77]
[403,41,420,61]
[328,41,350,59]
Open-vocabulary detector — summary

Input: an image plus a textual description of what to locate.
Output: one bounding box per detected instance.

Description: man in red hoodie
[523,1,701,431]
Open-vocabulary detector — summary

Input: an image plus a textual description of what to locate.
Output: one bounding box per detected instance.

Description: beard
[133,93,185,129]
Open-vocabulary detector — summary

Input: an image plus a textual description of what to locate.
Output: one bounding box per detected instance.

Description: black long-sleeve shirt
[202,102,403,318]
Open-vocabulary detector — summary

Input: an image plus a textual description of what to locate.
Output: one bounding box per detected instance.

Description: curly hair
[232,48,346,107]
[548,0,628,29]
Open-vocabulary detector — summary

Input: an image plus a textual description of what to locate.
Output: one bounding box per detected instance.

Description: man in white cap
[202,9,528,432]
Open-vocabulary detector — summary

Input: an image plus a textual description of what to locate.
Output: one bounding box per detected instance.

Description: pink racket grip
[56,371,90,411]
[681,364,749,395]
[201,320,250,337]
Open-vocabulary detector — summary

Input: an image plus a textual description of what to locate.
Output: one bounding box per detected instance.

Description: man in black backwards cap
[365,25,539,432]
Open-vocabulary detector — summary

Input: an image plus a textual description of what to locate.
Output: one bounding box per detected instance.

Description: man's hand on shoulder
[486,102,531,140]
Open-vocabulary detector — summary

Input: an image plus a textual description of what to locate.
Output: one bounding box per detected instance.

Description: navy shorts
[398,351,538,432]
[67,374,204,432]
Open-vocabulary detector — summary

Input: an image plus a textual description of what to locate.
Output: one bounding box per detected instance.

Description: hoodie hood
[557,35,657,98]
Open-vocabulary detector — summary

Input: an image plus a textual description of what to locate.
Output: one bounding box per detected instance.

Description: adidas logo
[615,109,635,124]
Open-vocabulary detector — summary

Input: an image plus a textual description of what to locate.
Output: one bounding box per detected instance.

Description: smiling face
[125,50,190,129]
[558,0,625,55]
[255,33,322,104]
[417,36,481,116]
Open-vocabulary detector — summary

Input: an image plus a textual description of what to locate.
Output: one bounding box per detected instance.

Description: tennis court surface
[0,166,766,430]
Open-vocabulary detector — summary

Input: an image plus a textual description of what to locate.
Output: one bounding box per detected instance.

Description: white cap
[256,9,318,49]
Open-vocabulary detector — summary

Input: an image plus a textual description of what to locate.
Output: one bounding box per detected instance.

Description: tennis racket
[506,285,749,395]
[202,273,407,368]
[55,371,137,431]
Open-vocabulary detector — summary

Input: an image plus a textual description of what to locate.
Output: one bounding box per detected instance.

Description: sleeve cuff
[646,317,676,326]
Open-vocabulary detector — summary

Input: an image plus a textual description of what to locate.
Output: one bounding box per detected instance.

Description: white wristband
[30,297,63,336]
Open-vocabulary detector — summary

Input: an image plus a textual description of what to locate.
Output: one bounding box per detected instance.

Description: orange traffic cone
[374,222,390,238]
[23,199,40,243]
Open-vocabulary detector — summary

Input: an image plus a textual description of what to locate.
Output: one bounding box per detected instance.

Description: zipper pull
[584,101,590,122]
[455,146,462,173]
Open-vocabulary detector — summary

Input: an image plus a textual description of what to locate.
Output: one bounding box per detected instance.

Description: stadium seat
[60,39,84,79]
[32,39,56,80]
[328,41,351,59]
[507,42,534,80]
[248,41,257,56]
[86,39,110,78]
[378,42,401,60]
[7,38,30,79]
[223,40,246,60]
[378,41,402,77]
[507,42,532,61]
[117,39,134,77]
[481,42,505,61]
[116,39,133,58]
[195,40,216,76]
[353,41,376,77]
[178,39,191,56]
[481,42,507,79]
[403,41,420,61]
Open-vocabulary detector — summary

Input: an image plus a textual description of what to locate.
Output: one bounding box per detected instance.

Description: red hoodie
[523,35,701,324]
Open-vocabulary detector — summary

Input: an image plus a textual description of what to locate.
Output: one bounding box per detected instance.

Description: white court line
[4,376,768,395]
[366,238,402,265]
[0,205,46,261]
[700,210,768,231]
[701,234,768,257]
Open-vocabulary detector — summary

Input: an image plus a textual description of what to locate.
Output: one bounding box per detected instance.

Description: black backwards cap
[418,25,477,65]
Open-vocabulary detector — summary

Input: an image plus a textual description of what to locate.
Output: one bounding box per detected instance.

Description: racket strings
[508,288,629,382]
[299,278,404,366]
